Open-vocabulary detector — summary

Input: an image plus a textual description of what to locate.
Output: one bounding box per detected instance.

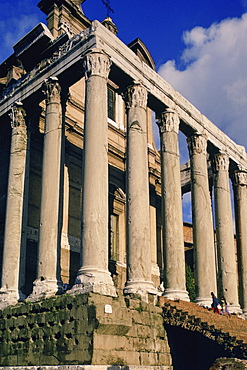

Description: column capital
[9,102,26,129]
[127,82,148,109]
[187,133,207,156]
[159,109,180,134]
[43,76,61,105]
[83,49,111,79]
[214,152,229,172]
[234,171,247,186]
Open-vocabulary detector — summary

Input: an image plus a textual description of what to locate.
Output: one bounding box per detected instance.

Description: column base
[242,308,247,319]
[124,280,157,302]
[195,296,213,308]
[162,289,190,302]
[68,267,117,297]
[0,288,25,309]
[27,277,63,301]
[226,303,242,315]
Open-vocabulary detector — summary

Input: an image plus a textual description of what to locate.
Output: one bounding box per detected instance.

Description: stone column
[69,49,116,296]
[159,109,189,301]
[124,82,156,300]
[187,134,217,306]
[214,153,241,313]
[0,102,27,307]
[29,76,63,299]
[233,171,247,316]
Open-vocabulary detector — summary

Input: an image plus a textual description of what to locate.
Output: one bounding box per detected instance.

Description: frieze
[127,82,148,109]
[58,21,73,38]
[9,102,26,129]
[159,109,180,134]
[0,25,96,102]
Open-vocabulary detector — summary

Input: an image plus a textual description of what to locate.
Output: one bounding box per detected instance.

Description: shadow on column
[0,116,11,285]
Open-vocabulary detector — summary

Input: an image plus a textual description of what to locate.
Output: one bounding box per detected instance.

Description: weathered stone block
[139,351,159,366]
[135,324,152,338]
[94,334,127,351]
[126,324,138,338]
[92,349,128,366]
[158,353,173,366]
[2,355,18,366]
[95,319,131,336]
[0,294,173,366]
[16,315,28,327]
[0,319,6,330]
[76,335,92,351]
[153,339,170,353]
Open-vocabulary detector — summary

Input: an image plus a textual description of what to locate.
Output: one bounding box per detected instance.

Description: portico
[0,0,246,315]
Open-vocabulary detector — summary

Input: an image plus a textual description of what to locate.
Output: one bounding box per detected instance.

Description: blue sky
[1,0,246,222]
[84,0,246,69]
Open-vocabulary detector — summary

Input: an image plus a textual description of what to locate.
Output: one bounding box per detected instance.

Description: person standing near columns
[29,76,63,299]
[187,133,217,307]
[233,170,247,317]
[0,102,27,307]
[214,153,241,314]
[69,49,116,297]
[158,109,189,301]
[123,81,156,301]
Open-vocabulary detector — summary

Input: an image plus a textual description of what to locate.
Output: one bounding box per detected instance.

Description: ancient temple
[0,0,247,320]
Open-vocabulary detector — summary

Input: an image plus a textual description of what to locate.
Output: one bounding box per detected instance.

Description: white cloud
[0,14,39,63]
[3,15,40,48]
[0,0,45,63]
[158,13,247,150]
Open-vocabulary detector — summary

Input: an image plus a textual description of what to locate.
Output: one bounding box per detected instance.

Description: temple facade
[0,0,247,318]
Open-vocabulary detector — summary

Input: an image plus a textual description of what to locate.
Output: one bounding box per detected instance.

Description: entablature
[0,20,246,171]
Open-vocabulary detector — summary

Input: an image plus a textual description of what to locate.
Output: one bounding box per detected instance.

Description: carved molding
[9,102,26,129]
[43,77,61,105]
[159,109,179,134]
[58,21,73,38]
[83,49,111,79]
[187,134,207,156]
[234,171,247,186]
[0,25,97,102]
[127,82,147,109]
[214,153,229,172]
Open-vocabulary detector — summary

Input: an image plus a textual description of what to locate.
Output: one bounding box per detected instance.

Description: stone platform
[0,293,172,368]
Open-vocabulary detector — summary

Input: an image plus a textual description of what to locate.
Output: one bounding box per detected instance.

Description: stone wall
[0,293,172,368]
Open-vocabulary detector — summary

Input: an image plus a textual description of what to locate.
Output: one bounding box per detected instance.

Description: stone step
[161,297,247,354]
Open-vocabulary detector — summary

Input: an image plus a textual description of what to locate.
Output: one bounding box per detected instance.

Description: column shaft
[159,110,189,301]
[233,171,247,316]
[187,134,217,306]
[29,77,63,299]
[0,103,27,307]
[69,49,116,297]
[214,153,241,313]
[124,82,156,300]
